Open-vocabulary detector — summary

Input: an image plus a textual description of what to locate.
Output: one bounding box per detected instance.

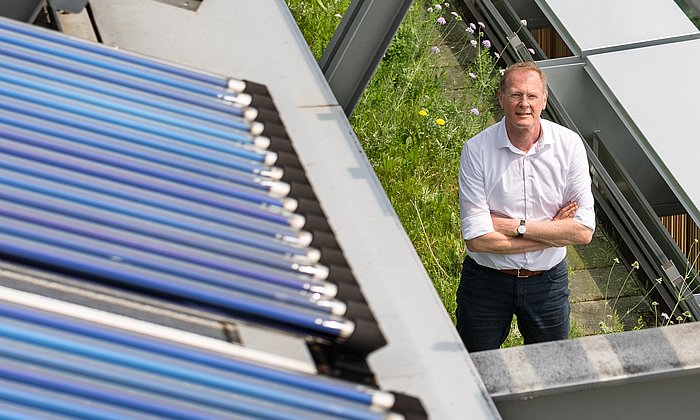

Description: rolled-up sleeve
[565,137,596,231]
[459,141,494,240]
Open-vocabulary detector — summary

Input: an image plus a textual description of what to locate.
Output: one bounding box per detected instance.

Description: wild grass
[285,0,501,322]
[285,0,676,347]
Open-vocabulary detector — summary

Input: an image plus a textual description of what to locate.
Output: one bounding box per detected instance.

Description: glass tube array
[0,15,425,419]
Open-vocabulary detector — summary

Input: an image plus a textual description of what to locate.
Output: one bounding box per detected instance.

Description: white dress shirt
[459,118,595,271]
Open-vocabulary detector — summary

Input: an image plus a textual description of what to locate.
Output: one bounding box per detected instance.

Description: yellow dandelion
[418,109,428,117]
[435,118,446,126]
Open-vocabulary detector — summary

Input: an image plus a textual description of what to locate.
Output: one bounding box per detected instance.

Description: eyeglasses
[507,92,540,103]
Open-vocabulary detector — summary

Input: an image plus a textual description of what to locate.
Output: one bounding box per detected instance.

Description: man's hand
[553,201,577,220]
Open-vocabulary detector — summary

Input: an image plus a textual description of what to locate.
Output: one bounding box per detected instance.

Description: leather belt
[499,268,545,278]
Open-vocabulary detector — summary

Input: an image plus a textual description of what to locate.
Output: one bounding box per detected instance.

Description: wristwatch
[517,220,526,236]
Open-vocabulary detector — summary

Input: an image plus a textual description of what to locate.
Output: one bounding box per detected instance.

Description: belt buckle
[516,268,528,278]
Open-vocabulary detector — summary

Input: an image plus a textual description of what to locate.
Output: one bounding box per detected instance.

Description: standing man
[457,61,595,352]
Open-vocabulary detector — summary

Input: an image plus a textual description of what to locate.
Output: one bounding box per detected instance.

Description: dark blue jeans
[455,256,570,352]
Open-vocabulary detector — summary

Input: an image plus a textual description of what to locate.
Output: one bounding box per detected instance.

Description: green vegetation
[285,0,502,321]
[285,0,678,345]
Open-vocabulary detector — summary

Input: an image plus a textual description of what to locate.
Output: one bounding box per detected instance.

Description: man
[457,61,595,352]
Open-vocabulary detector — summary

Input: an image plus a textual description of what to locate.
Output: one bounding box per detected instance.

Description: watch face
[517,224,526,235]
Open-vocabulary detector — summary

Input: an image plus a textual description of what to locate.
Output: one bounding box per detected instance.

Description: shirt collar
[497,118,554,154]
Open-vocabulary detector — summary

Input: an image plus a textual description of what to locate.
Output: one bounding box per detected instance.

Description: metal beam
[472,321,700,420]
[319,0,413,116]
[0,0,44,22]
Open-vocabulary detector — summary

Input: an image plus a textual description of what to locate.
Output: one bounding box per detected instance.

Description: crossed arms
[465,202,594,254]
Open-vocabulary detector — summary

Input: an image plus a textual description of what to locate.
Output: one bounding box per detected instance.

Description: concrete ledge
[471,323,700,419]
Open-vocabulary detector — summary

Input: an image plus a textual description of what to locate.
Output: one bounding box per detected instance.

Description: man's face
[498,69,548,131]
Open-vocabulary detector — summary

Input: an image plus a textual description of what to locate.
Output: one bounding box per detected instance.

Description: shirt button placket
[522,155,530,266]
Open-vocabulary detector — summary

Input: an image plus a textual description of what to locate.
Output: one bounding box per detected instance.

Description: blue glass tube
[0,65,252,138]
[0,171,308,255]
[0,106,274,191]
[0,81,263,158]
[0,132,289,219]
[0,398,82,420]
[0,184,311,264]
[0,122,286,207]
[0,233,349,337]
[0,24,225,98]
[0,212,330,313]
[0,16,230,89]
[0,52,249,130]
[0,339,334,420]
[0,378,153,420]
[0,207,333,303]
[0,314,381,419]
[0,361,237,419]
[0,39,242,115]
[0,154,300,236]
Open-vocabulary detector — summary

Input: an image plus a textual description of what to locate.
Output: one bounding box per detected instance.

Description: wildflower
[661,312,670,321]
[631,261,640,269]
[468,72,477,79]
[655,278,663,284]
[465,27,474,34]
[614,257,620,264]
[469,22,476,30]
[684,311,692,318]
[427,7,433,12]
[334,13,342,18]
[451,11,459,17]
[435,118,446,126]
[434,4,442,10]
[470,40,477,47]
[431,46,441,54]
[477,21,485,28]
[470,108,480,116]
[528,48,535,55]
[437,17,447,25]
[651,301,659,306]
[494,52,500,59]
[444,2,450,7]
[520,19,527,26]
[482,40,491,48]
[695,238,699,243]
[418,109,428,117]
[499,69,505,76]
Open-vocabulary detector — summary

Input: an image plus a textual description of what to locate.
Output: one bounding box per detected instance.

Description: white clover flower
[468,72,477,79]
[494,52,500,58]
[451,11,459,17]
[470,108,480,116]
[434,4,442,10]
[527,48,535,55]
[465,27,474,34]
[334,13,342,18]
[470,40,477,47]
[632,261,640,269]
[437,17,447,25]
[520,19,527,26]
[499,69,505,75]
[431,46,441,54]
[482,40,491,48]
[427,7,433,12]
[469,22,476,30]
[477,21,485,28]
